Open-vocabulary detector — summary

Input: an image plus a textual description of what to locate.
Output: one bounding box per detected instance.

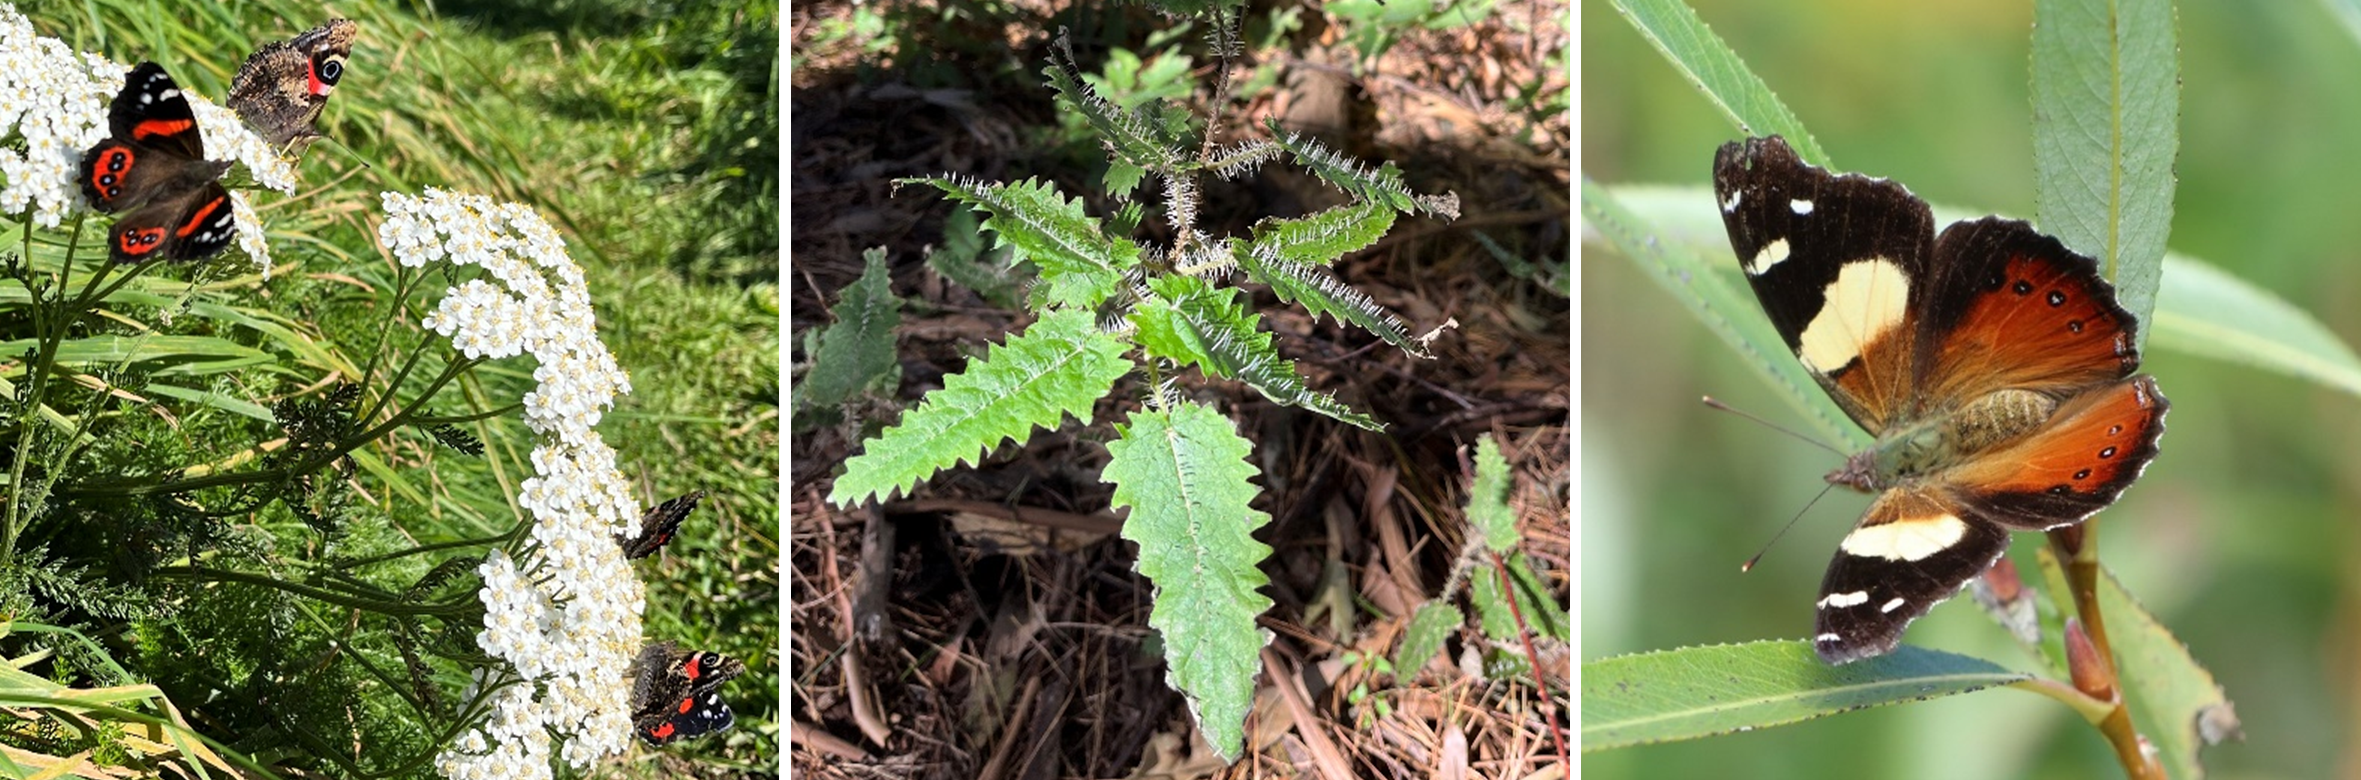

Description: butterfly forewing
[1813,488,2013,664]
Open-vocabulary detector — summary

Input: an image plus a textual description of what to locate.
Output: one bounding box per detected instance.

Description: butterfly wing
[106,182,236,263]
[629,646,744,746]
[1713,135,1939,434]
[1914,217,2144,408]
[638,690,736,745]
[107,63,206,160]
[229,19,358,147]
[1813,488,2013,663]
[618,490,706,559]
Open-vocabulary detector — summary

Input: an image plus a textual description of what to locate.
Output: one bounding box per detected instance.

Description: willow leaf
[1104,401,1275,762]
[899,176,1137,310]
[1131,275,1381,429]
[1235,243,1431,359]
[1247,201,1395,267]
[829,309,1131,506]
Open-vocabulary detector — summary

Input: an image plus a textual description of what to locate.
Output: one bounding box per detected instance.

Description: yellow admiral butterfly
[1712,136,2168,664]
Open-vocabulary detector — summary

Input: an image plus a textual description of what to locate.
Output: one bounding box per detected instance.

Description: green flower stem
[150,565,479,618]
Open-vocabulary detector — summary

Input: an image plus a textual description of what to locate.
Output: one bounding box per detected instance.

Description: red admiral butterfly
[616,491,705,560]
[629,642,742,745]
[1711,136,2167,664]
[228,19,357,149]
[78,63,237,263]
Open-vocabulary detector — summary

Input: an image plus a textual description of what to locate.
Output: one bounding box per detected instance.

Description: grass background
[1585,1,2361,778]
[24,0,777,776]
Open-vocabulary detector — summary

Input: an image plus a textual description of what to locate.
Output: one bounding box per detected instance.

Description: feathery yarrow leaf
[901,176,1139,310]
[1236,243,1431,359]
[1104,401,1276,762]
[829,309,1132,506]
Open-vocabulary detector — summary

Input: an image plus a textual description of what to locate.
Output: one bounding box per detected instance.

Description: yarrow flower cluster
[0,5,115,228]
[381,188,630,448]
[384,189,652,780]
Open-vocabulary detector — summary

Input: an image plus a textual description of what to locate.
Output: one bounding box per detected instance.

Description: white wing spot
[1818,590,1870,609]
[1880,597,1908,613]
[1815,632,1842,643]
[1746,238,1791,275]
[1790,198,1815,215]
[1721,190,1742,213]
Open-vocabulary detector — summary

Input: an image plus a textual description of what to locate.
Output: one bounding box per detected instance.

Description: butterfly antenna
[316,135,374,169]
[1701,396,1843,456]
[1702,395,1847,571]
[1741,481,1838,572]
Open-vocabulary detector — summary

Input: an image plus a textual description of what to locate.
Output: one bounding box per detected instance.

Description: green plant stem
[150,565,479,618]
[2047,522,2162,780]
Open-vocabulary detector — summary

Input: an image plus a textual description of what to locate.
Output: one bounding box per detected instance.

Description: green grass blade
[2031,0,2179,338]
[1606,0,1825,164]
[1581,641,2029,752]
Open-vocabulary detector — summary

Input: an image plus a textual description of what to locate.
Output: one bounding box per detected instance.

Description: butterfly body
[1711,136,2167,664]
[77,63,237,263]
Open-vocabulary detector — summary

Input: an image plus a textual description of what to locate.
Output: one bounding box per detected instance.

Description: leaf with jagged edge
[1248,201,1395,267]
[1208,139,1284,180]
[1104,400,1275,762]
[798,247,903,410]
[1234,242,1432,359]
[829,309,1131,506]
[926,207,1025,309]
[1264,118,1460,219]
[1047,32,1184,179]
[1468,435,1516,552]
[1131,275,1383,429]
[1394,600,1463,675]
[901,176,1138,311]
[1474,550,1570,646]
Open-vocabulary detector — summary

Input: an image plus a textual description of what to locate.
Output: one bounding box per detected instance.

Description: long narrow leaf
[1607,0,1825,164]
[2031,0,2179,337]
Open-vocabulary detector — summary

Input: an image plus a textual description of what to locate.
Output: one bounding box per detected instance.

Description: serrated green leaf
[1104,160,1147,200]
[799,247,903,409]
[1104,400,1276,762]
[900,176,1138,310]
[1580,641,2029,752]
[1393,601,1462,676]
[1468,435,1516,552]
[1607,0,1825,164]
[1246,201,1395,267]
[926,207,1025,309]
[1047,34,1182,172]
[1471,551,1568,645]
[1234,243,1432,361]
[1263,119,1458,219]
[2033,550,2239,779]
[1130,275,1382,429]
[830,309,1131,506]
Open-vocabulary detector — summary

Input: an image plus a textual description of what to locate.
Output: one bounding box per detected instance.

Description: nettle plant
[824,13,1458,760]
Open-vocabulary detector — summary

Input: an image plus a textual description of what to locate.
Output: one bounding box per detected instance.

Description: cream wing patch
[1838,512,1967,562]
[1796,259,1909,372]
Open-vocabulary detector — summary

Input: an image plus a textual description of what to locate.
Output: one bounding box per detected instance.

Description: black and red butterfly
[78,63,238,263]
[616,491,706,560]
[629,642,742,746]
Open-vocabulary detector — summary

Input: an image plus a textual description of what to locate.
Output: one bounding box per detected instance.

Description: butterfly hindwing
[1947,375,2168,529]
[1919,218,2143,405]
[629,643,743,746]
